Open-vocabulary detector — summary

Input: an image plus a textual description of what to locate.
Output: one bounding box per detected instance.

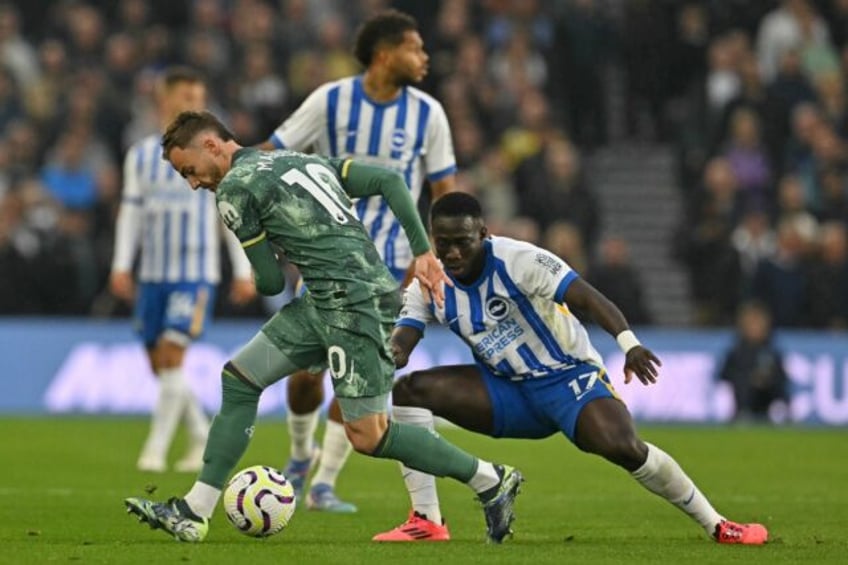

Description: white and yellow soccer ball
[222,465,296,537]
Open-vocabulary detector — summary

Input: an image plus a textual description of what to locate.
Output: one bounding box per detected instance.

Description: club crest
[485,297,511,320]
[218,201,242,231]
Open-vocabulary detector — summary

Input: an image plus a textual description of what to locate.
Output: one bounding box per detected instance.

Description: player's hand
[391,341,410,369]
[109,271,135,302]
[623,346,662,385]
[400,264,416,290]
[414,250,453,308]
[229,278,257,305]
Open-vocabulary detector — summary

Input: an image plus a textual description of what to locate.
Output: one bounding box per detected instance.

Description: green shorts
[230,291,401,402]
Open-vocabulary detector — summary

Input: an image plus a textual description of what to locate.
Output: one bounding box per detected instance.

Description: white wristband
[616,330,641,354]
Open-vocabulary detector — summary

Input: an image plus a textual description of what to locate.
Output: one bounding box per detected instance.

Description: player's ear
[374,43,393,66]
[202,135,218,153]
[479,224,488,240]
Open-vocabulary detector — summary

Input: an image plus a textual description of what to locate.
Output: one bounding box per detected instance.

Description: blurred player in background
[374,192,768,545]
[257,9,456,512]
[110,67,255,473]
[125,111,521,544]
[719,300,788,423]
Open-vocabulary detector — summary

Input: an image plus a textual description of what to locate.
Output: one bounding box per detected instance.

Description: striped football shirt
[269,75,456,273]
[398,236,604,379]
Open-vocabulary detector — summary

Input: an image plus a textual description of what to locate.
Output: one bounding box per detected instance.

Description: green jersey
[215,148,429,307]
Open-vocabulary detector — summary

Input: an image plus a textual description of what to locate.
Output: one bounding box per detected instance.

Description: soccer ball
[222,465,296,537]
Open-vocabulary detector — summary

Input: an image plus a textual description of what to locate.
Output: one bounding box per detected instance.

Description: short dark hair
[430,192,483,221]
[162,110,234,159]
[353,9,418,67]
[160,65,205,89]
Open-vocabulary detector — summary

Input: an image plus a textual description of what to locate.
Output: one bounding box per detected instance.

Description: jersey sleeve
[111,146,145,272]
[267,84,328,150]
[510,243,579,303]
[217,181,286,294]
[216,182,264,244]
[423,101,457,182]
[396,279,436,331]
[336,159,431,255]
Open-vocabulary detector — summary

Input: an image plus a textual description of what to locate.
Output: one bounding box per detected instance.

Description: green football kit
[215,148,428,413]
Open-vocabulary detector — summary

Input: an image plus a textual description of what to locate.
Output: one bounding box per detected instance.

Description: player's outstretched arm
[110,150,145,301]
[338,160,452,304]
[564,278,661,385]
[338,161,430,254]
[391,326,423,369]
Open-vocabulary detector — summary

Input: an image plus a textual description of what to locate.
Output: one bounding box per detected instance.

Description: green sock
[373,421,477,483]
[198,369,260,488]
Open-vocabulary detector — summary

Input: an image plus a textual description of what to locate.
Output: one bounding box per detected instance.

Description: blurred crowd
[0,0,615,318]
[669,0,848,329]
[1,0,848,332]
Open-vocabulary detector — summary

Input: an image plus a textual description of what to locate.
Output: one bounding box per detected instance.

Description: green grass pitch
[0,417,844,564]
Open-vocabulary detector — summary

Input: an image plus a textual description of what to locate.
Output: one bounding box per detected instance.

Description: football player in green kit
[124,110,522,544]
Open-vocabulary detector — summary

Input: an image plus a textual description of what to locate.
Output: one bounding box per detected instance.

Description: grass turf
[0,417,844,564]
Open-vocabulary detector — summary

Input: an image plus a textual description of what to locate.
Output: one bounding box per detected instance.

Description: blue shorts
[481,362,619,442]
[134,282,216,348]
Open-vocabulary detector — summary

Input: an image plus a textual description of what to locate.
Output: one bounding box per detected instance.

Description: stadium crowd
[0,0,847,331]
[669,0,848,328]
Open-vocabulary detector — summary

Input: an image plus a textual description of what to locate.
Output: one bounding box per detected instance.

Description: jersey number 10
[281,164,357,224]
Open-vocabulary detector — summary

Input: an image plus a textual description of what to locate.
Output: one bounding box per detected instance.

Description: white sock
[309,419,352,490]
[139,368,187,460]
[631,442,725,536]
[182,382,210,445]
[184,481,221,519]
[392,406,442,524]
[467,460,499,494]
[287,407,320,461]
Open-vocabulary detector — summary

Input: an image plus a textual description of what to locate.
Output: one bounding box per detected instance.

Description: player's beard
[202,166,225,192]
[392,65,423,88]
[211,163,228,190]
[395,74,416,88]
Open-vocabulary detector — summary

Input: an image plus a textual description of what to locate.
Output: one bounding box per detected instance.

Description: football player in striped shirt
[373,192,769,545]
[110,67,255,473]
[257,10,456,512]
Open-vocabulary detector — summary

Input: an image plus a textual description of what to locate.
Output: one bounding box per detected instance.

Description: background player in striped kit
[373,192,768,545]
[257,10,456,512]
[110,67,255,473]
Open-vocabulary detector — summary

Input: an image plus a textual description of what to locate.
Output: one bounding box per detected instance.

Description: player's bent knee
[155,336,187,369]
[391,374,415,406]
[339,407,389,455]
[346,433,378,454]
[221,362,263,404]
[343,422,382,454]
[392,371,430,408]
[601,434,648,470]
[288,369,325,389]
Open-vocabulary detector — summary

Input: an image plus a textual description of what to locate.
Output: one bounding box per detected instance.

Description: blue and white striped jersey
[111,134,251,284]
[269,75,456,273]
[397,236,604,379]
